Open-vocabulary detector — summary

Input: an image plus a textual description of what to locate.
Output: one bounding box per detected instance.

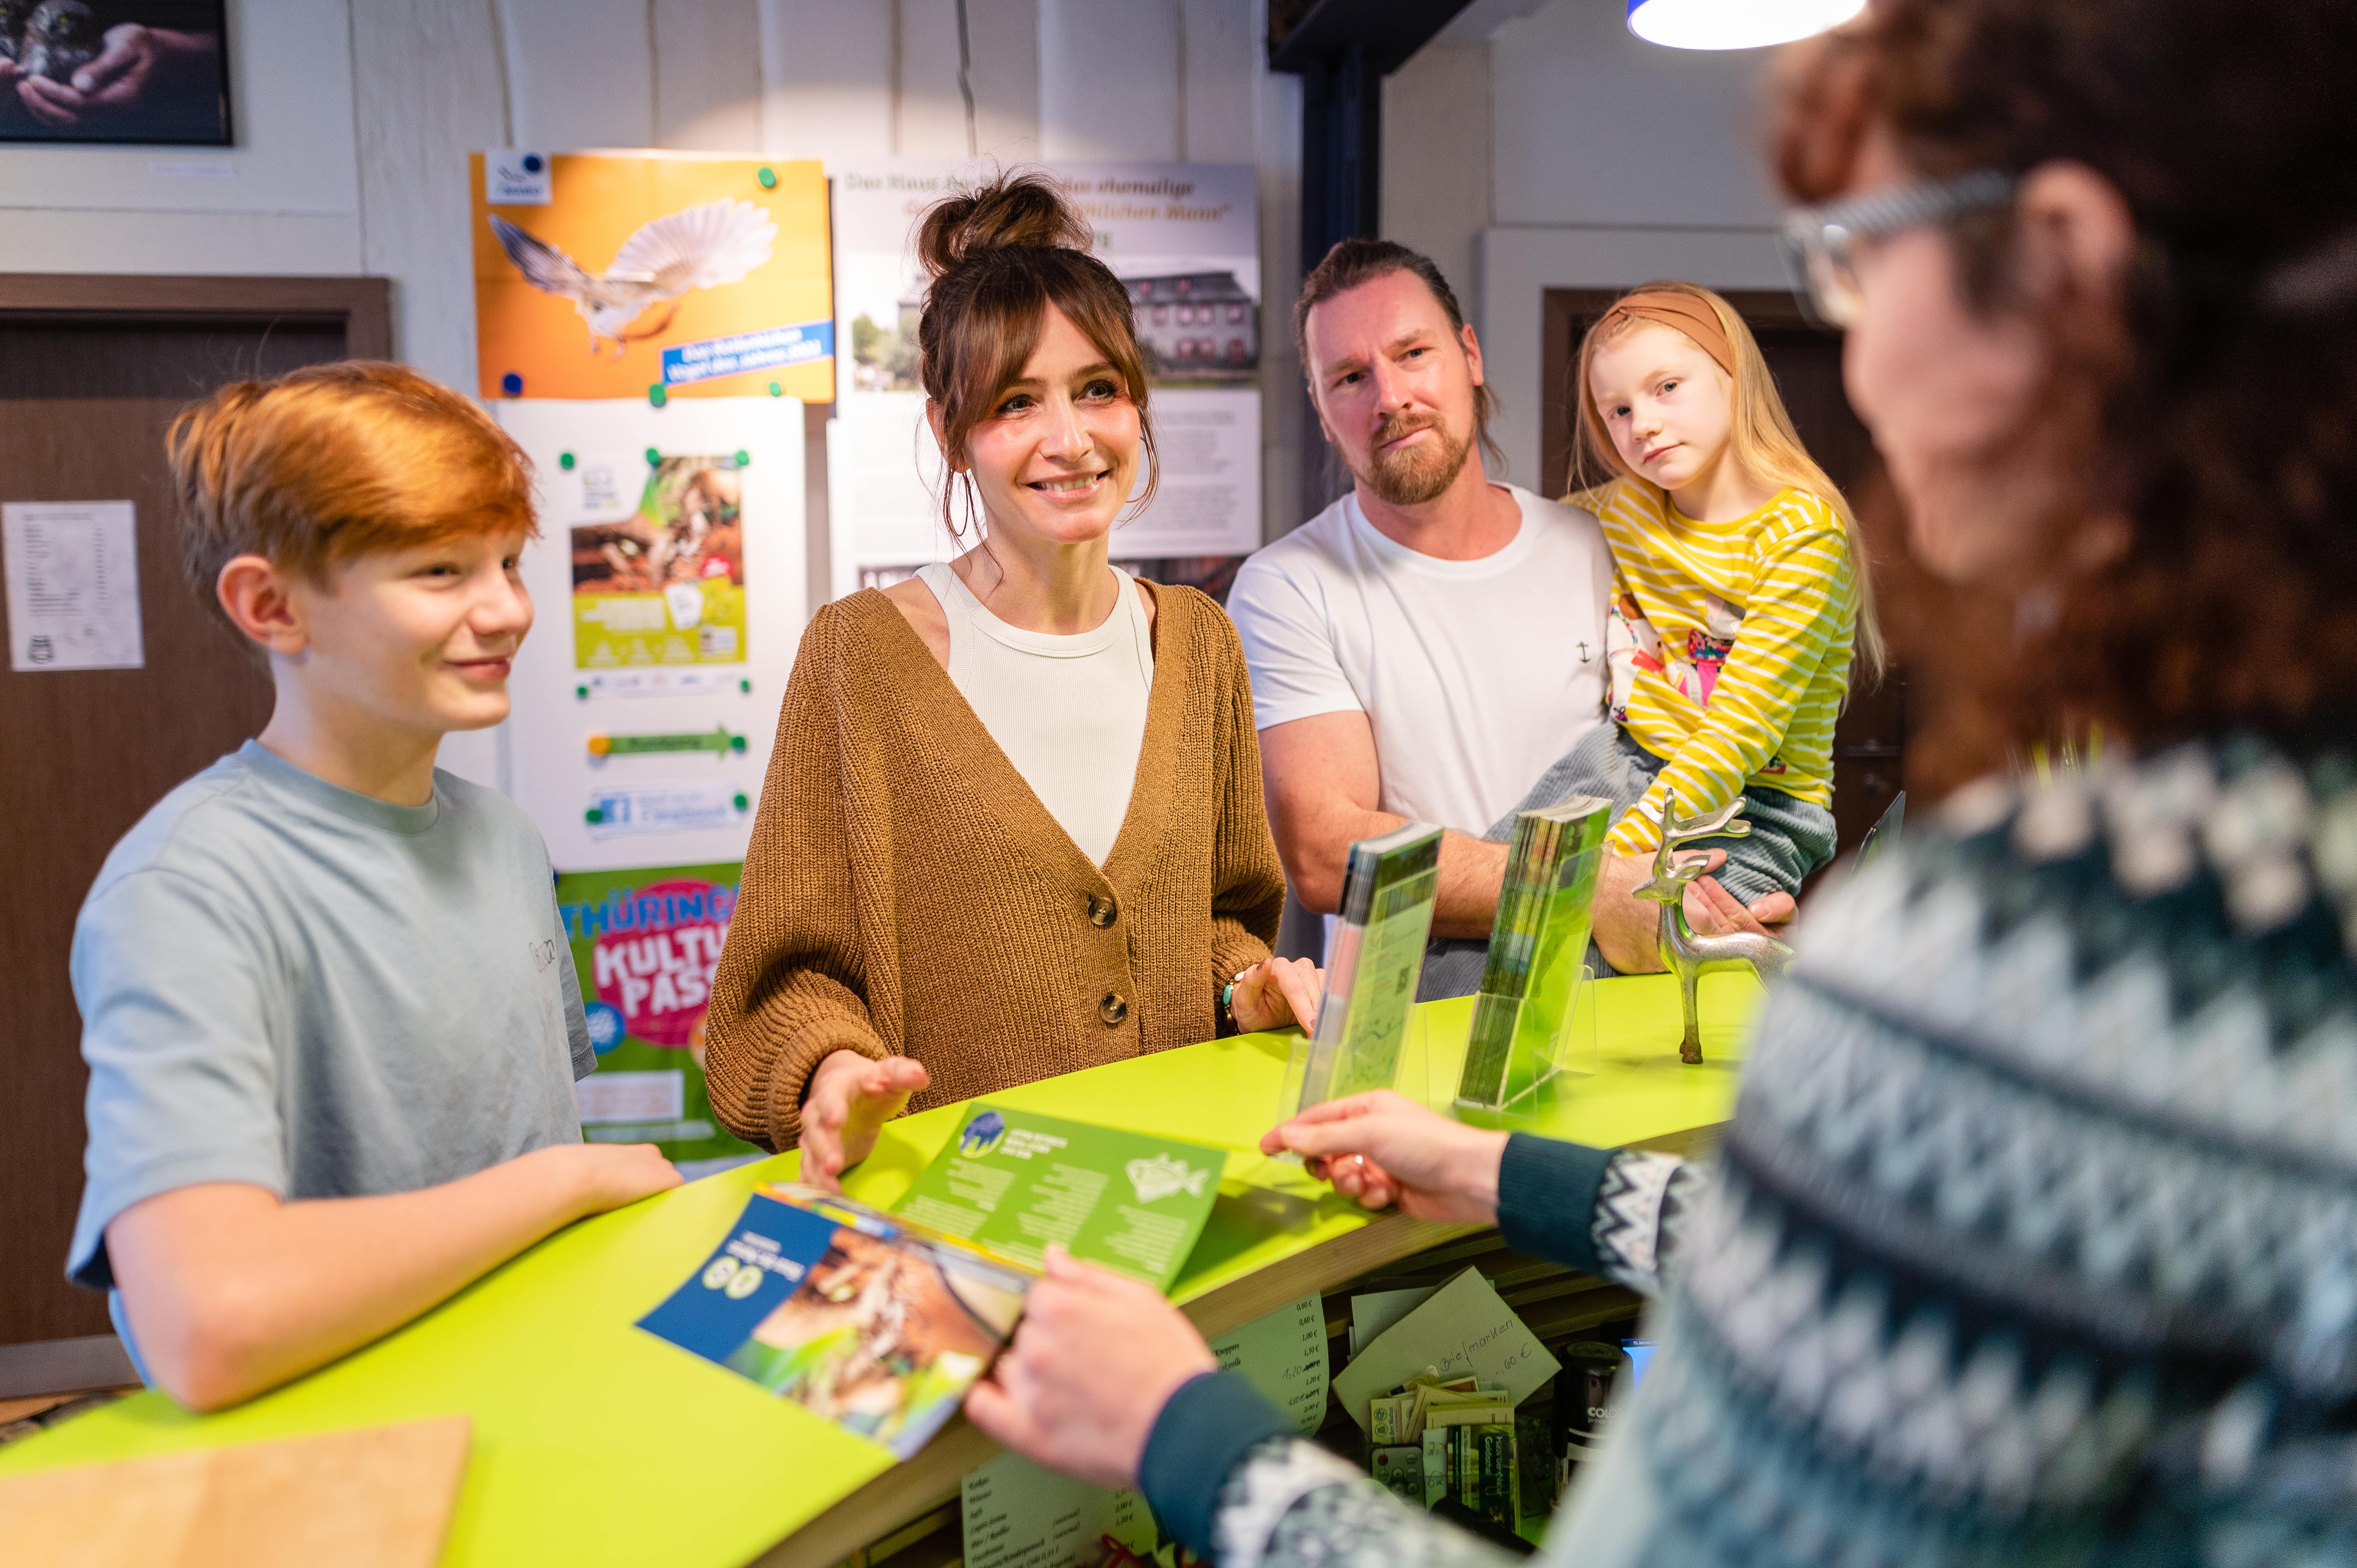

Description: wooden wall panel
[1181,0,1257,163]
[756,0,896,160]
[1039,0,1178,160]
[654,0,767,151]
[498,0,657,150]
[349,0,510,396]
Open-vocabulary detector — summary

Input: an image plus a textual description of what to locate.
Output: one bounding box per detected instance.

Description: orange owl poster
[471,151,834,403]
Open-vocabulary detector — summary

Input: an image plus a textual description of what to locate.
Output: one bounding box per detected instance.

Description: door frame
[0,272,390,1386]
[0,274,391,357]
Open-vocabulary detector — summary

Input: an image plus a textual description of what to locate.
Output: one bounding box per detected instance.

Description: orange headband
[1595,291,1734,376]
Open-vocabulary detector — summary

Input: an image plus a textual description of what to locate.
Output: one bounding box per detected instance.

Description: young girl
[1527,281,1880,972]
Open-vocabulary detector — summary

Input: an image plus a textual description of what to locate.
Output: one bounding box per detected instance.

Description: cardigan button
[1087,894,1118,928]
[1098,992,1129,1026]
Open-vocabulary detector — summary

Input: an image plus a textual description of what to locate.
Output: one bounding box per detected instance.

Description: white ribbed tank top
[915,562,1155,866]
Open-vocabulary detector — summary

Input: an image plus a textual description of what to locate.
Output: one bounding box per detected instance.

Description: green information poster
[572,454,748,670]
[893,1103,1226,1291]
[555,862,762,1176]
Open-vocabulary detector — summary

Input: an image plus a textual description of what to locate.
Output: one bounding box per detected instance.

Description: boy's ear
[216,554,310,655]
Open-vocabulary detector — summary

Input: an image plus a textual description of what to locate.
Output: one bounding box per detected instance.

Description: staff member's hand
[799,1051,929,1192]
[1229,955,1322,1033]
[1261,1091,1508,1225]
[965,1246,1216,1490]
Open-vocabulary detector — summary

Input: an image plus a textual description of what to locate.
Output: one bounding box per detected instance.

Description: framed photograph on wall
[0,1,231,145]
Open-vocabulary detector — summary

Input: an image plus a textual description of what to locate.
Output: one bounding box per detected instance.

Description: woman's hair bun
[915,171,1092,279]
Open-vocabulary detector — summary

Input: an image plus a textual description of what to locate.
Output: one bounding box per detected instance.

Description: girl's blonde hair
[1571,280,1886,678]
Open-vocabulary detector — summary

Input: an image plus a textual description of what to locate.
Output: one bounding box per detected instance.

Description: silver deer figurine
[1629,789,1794,1063]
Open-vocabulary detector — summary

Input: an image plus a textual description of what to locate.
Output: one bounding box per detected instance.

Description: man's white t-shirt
[1227,484,1613,836]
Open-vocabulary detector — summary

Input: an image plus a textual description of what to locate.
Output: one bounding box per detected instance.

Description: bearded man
[1228,241,1614,983]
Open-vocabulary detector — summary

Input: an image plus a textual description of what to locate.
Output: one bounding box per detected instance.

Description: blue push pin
[500,371,523,397]
[522,153,544,174]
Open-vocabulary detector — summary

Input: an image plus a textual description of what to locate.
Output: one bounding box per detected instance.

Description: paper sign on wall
[3,501,144,671]
[572,454,750,671]
[827,159,1263,597]
[472,152,833,403]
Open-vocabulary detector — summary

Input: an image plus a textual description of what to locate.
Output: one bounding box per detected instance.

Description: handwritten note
[1331,1267,1560,1431]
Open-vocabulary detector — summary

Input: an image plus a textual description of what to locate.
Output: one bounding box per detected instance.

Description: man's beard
[1354,412,1474,506]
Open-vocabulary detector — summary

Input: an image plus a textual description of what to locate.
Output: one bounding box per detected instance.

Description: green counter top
[0,973,1761,1568]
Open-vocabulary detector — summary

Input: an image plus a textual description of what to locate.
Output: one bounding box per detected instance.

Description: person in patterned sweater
[959,0,2357,1563]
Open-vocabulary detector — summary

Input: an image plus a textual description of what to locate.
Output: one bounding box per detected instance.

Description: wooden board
[0,1415,470,1568]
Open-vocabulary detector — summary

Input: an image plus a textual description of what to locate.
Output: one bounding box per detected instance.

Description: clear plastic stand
[1447,964,1599,1129]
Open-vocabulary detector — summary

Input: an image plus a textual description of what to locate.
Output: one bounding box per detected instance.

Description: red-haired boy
[67,363,680,1410]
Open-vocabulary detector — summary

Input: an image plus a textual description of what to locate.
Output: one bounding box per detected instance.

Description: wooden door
[1541,288,1906,863]
[0,276,390,1347]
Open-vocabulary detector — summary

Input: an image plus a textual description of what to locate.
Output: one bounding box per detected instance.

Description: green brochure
[892,1104,1227,1291]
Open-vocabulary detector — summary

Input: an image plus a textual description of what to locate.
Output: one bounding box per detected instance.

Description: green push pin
[585,806,605,824]
[558,451,575,471]
[756,166,777,190]
[644,447,661,466]
[733,449,751,468]
[647,383,668,408]
[767,381,782,397]
[730,733,747,752]
[738,678,752,694]
[574,683,589,700]
[732,792,749,811]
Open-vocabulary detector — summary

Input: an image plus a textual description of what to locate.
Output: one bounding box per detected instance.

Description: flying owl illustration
[489,200,778,356]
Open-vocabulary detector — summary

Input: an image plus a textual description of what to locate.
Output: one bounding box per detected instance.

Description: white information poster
[494,398,804,871]
[829,160,1263,599]
[3,501,145,671]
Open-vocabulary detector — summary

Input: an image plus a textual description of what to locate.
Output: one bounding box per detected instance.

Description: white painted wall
[1381,0,1793,494]
[0,0,1304,785]
[0,0,1301,539]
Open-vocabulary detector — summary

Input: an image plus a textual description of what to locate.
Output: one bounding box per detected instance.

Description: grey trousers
[1417,725,1837,998]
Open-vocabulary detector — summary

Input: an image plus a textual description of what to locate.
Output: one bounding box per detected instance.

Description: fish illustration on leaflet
[1125,1153,1210,1204]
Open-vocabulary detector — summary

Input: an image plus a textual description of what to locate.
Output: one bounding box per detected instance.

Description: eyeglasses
[1779,169,2016,328]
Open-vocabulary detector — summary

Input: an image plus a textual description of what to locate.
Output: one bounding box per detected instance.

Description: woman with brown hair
[957,2,2357,1564]
[701,173,1318,1184]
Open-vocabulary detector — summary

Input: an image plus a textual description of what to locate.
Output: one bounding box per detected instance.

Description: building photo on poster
[0,0,230,144]
[827,159,1263,598]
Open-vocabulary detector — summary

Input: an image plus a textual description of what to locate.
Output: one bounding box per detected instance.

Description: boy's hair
[167,361,536,628]
[1570,279,1887,678]
[1294,238,1505,474]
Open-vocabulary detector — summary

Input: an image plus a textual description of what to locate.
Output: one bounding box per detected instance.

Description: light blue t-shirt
[68,742,594,1356]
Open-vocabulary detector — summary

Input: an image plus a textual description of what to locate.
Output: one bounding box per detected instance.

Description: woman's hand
[1229,955,1322,1034]
[965,1246,1217,1490]
[1260,1091,1508,1225]
[799,1050,929,1192]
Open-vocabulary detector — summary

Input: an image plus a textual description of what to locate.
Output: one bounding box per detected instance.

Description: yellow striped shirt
[1594,481,1859,856]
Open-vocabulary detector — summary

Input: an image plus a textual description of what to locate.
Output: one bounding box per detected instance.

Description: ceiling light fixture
[1626,0,1866,51]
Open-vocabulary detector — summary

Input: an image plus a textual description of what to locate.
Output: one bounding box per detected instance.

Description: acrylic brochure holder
[1276,823,1445,1135]
[1447,794,1612,1126]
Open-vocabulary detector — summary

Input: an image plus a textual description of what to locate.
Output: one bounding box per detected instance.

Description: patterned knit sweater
[700,583,1285,1151]
[1140,734,2357,1567]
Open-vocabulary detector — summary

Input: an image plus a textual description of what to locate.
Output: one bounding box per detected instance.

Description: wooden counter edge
[749,1210,1470,1568]
[751,1115,1730,1568]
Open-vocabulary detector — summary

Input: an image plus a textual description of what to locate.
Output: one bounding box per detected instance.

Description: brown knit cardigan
[701,580,1287,1151]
